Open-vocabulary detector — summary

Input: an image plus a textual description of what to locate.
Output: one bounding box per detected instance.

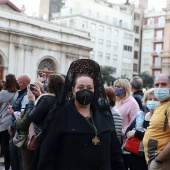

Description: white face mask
[146,100,160,111]
[154,88,170,102]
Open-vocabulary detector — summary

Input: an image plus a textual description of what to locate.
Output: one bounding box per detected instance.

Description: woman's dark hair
[4,74,17,92]
[47,74,65,96]
[105,87,116,107]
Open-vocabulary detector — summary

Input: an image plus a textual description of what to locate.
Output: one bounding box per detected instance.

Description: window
[134,51,138,59]
[114,30,119,36]
[135,38,139,47]
[143,58,149,65]
[134,26,139,34]
[96,12,100,19]
[155,57,161,67]
[159,17,165,27]
[113,42,118,50]
[89,51,95,58]
[156,30,163,40]
[119,20,122,27]
[143,32,152,39]
[107,27,111,34]
[106,41,111,47]
[98,52,103,58]
[99,25,104,31]
[88,10,92,16]
[91,23,96,30]
[154,71,161,77]
[113,18,117,25]
[143,45,151,53]
[134,13,140,20]
[99,39,103,44]
[123,57,132,64]
[124,33,133,40]
[113,55,117,59]
[133,64,138,72]
[148,18,154,26]
[155,44,162,54]
[91,37,96,43]
[82,21,88,29]
[124,22,128,29]
[106,53,110,60]
[124,45,132,52]
[60,21,67,26]
[105,15,108,21]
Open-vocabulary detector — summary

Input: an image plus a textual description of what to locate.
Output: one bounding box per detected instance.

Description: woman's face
[72,76,94,97]
[148,93,159,101]
[114,82,126,98]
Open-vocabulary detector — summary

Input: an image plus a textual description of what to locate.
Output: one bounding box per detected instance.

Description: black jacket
[37,101,125,170]
[28,94,57,132]
[10,88,27,131]
[133,90,144,111]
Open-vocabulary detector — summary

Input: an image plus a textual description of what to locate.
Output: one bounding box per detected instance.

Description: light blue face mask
[154,88,170,102]
[146,100,160,111]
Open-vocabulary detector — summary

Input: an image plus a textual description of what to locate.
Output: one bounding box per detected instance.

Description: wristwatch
[154,157,163,164]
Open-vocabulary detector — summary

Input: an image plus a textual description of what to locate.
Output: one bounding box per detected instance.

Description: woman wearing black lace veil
[37,59,125,170]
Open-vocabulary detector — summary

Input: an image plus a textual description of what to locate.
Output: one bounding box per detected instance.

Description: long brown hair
[4,74,17,92]
[105,87,116,107]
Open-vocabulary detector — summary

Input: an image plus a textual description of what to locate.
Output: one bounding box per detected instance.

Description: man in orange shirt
[143,74,170,170]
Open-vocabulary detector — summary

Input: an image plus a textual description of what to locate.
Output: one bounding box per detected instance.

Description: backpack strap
[163,103,170,131]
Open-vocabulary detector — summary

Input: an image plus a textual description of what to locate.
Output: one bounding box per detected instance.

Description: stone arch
[0,50,8,80]
[37,57,58,76]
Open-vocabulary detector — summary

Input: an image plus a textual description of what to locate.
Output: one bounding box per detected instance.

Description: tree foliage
[139,71,154,89]
[100,66,116,84]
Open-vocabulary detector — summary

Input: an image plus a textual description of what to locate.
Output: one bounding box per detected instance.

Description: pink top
[115,96,139,136]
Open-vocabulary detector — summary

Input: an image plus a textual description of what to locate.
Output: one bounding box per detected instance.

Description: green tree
[139,71,154,89]
[100,66,116,85]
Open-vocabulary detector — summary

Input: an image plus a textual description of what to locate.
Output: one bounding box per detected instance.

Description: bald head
[18,74,31,90]
[154,74,170,88]
[130,76,143,91]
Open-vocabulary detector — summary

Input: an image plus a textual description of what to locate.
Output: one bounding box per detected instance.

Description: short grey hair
[130,76,143,90]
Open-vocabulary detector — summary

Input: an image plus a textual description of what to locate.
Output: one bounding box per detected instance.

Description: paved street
[0,156,4,170]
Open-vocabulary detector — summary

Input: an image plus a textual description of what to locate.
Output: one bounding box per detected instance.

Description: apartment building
[47,0,146,78]
[141,10,165,76]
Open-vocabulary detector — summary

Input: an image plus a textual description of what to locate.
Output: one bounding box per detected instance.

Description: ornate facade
[0,1,92,82]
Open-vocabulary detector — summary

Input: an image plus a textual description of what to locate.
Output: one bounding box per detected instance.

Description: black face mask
[76,89,94,105]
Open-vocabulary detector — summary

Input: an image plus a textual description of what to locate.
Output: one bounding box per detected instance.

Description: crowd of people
[0,59,170,170]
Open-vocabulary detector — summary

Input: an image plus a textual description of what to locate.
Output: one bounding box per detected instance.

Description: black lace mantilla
[57,59,115,126]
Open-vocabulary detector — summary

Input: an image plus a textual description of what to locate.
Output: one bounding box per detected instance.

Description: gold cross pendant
[92,136,100,145]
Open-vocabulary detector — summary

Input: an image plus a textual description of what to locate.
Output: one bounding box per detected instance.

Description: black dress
[37,101,125,170]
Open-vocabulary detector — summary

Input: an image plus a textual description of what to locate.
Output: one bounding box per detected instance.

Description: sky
[10,0,167,16]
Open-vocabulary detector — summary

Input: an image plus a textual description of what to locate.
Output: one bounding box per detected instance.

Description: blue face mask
[146,100,160,111]
[154,88,170,102]
[114,87,125,96]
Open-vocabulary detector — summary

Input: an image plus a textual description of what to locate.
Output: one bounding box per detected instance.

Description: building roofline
[0,0,21,12]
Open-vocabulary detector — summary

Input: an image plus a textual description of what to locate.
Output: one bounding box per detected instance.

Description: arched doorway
[0,55,3,80]
[38,58,56,76]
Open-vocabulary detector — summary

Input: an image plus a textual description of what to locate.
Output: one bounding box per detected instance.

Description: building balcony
[151,50,163,56]
[152,64,162,69]
[153,37,164,42]
[143,24,165,29]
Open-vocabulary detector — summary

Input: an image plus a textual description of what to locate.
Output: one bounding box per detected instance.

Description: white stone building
[51,0,139,78]
[0,0,92,82]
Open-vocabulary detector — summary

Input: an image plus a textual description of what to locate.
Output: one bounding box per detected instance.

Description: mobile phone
[30,84,35,91]
[39,73,42,77]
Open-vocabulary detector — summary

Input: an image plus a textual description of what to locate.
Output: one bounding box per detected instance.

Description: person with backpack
[143,74,170,169]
